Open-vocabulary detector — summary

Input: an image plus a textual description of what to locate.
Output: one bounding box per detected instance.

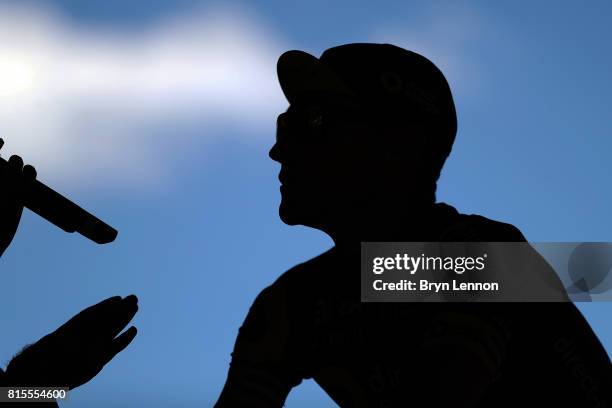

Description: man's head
[269,43,457,235]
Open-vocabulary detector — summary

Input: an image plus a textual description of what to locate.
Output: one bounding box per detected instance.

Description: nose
[270,113,287,163]
[269,141,281,163]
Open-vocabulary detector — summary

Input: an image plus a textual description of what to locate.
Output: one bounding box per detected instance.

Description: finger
[76,324,137,388]
[76,295,138,339]
[96,295,123,306]
[55,296,123,336]
[109,326,138,358]
[96,326,138,369]
[22,164,37,181]
[8,155,24,171]
[102,295,139,339]
[75,296,124,322]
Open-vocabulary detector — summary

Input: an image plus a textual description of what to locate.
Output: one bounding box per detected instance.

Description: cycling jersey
[216,203,611,407]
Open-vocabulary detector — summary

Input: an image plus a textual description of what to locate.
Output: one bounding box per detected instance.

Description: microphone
[0,142,118,245]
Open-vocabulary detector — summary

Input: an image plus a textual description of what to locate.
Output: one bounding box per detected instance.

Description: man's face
[270,97,403,230]
[268,96,373,229]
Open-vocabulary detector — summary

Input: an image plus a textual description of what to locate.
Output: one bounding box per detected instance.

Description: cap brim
[277,50,355,104]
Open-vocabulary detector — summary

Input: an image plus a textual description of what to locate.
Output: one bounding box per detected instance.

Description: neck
[329,201,438,248]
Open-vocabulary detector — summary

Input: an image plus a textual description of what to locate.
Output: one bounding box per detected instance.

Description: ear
[381,123,427,163]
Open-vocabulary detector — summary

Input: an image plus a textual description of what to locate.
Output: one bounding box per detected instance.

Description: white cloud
[0,3,482,192]
[0,4,287,190]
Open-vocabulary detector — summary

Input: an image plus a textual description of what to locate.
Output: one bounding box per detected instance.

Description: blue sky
[0,1,610,406]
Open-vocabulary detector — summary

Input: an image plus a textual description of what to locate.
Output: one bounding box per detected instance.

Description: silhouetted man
[216,43,611,407]
[0,144,138,406]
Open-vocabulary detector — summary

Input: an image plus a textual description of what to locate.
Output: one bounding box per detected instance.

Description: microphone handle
[1,157,118,244]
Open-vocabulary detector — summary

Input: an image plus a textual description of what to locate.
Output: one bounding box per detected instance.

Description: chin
[278,197,331,231]
[278,200,302,226]
[279,191,321,226]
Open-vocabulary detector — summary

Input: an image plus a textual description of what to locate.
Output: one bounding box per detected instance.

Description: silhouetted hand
[4,295,138,390]
[0,138,37,257]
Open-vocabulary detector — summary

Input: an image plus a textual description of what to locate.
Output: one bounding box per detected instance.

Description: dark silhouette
[0,140,138,406]
[216,43,611,407]
[0,141,117,246]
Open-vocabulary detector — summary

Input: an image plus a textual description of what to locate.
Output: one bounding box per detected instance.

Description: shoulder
[271,247,336,289]
[251,248,335,308]
[438,204,527,242]
[234,250,335,362]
